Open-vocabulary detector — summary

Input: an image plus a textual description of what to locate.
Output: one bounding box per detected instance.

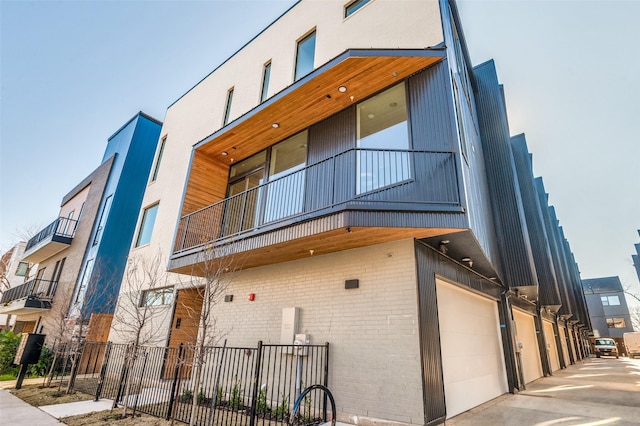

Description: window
[294,30,316,81]
[150,137,166,182]
[74,259,94,304]
[601,295,621,306]
[356,82,410,193]
[224,132,308,235]
[15,262,29,277]
[223,87,234,126]
[345,0,371,17]
[59,210,75,236]
[135,203,159,247]
[264,132,307,222]
[260,62,271,102]
[140,287,174,307]
[606,318,626,328]
[93,194,113,246]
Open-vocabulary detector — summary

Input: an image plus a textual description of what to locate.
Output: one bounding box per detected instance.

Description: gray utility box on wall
[294,333,311,356]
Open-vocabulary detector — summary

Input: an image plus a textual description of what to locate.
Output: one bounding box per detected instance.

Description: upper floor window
[261,62,271,102]
[606,317,626,328]
[150,137,166,182]
[223,87,234,126]
[135,203,159,247]
[601,295,620,306]
[15,261,29,277]
[345,0,371,17]
[93,194,113,246]
[140,287,174,307]
[294,30,316,81]
[356,82,410,193]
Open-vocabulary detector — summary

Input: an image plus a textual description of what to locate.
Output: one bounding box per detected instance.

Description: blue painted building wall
[75,112,162,317]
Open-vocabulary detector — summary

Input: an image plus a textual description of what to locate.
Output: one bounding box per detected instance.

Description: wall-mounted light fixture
[272,123,280,128]
[338,86,347,93]
[345,279,359,289]
[221,151,228,156]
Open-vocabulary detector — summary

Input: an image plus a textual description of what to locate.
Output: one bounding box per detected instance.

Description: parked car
[594,338,619,358]
[623,332,640,359]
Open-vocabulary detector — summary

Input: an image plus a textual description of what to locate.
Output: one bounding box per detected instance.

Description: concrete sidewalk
[447,356,640,425]
[0,388,63,425]
[1,358,639,426]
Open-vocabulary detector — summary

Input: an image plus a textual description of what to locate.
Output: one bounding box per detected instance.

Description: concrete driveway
[447,356,640,425]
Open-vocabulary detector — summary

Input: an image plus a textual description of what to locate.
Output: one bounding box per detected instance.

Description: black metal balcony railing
[25,216,78,252]
[0,278,58,304]
[174,148,459,254]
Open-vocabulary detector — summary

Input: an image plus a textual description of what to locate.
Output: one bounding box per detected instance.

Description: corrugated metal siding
[510,135,562,307]
[473,60,538,289]
[414,240,508,423]
[307,108,356,208]
[409,61,456,152]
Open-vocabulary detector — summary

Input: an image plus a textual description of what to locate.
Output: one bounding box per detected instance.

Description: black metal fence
[50,340,329,425]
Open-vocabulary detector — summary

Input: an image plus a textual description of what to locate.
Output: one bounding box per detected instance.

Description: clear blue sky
[2,0,639,298]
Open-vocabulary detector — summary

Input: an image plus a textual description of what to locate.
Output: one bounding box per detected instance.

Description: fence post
[249,341,263,426]
[166,344,183,420]
[323,342,330,422]
[95,342,112,401]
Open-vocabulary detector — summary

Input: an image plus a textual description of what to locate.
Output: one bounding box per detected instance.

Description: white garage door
[568,327,578,361]
[543,320,560,372]
[512,309,543,384]
[436,279,508,418]
[559,327,571,367]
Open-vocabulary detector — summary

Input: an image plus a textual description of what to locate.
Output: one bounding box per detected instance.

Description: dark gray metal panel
[308,108,355,163]
[534,178,571,317]
[409,61,456,152]
[473,60,538,289]
[307,108,356,209]
[414,241,509,423]
[510,134,562,307]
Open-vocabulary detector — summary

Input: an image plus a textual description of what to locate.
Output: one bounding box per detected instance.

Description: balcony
[0,279,57,314]
[169,148,465,273]
[22,217,78,263]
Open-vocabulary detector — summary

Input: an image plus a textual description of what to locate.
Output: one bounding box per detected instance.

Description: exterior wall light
[338,86,347,93]
[272,123,280,128]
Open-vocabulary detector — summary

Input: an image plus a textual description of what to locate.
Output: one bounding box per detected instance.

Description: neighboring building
[108,1,591,424]
[0,112,161,342]
[583,276,634,338]
[0,242,35,330]
[633,229,640,283]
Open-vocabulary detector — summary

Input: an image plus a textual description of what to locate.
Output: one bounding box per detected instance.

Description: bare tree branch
[183,243,246,426]
[110,250,173,417]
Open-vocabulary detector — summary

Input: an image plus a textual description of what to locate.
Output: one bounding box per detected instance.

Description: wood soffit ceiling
[183,50,444,214]
[170,225,461,275]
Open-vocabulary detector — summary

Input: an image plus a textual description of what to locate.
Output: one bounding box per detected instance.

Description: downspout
[533,309,552,376]
[500,289,523,392]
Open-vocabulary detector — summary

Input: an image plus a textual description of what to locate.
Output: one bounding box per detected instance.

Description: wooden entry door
[165,288,203,379]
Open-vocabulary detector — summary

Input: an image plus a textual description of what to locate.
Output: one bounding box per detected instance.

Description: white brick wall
[208,239,423,424]
[111,239,424,424]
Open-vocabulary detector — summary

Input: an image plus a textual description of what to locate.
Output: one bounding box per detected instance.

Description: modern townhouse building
[108,1,590,424]
[0,112,161,343]
[0,242,34,330]
[582,276,634,339]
